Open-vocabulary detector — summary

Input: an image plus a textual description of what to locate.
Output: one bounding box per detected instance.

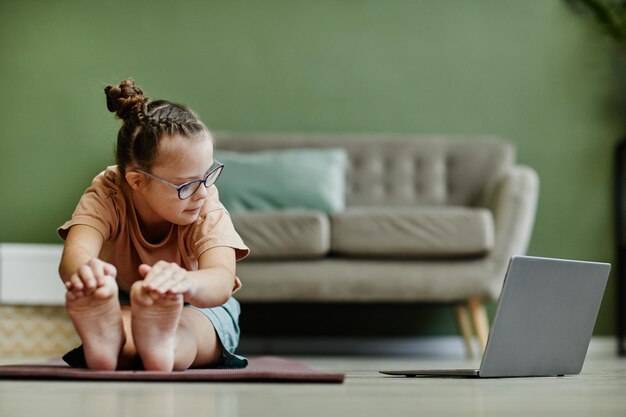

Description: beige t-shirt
[58,166,249,294]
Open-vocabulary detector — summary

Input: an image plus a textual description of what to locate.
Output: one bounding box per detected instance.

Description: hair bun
[104,79,146,119]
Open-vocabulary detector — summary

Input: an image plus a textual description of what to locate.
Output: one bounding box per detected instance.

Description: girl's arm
[59,225,115,294]
[185,246,237,307]
[140,246,237,308]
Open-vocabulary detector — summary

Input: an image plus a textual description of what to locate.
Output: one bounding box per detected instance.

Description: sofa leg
[455,304,475,358]
[468,298,490,354]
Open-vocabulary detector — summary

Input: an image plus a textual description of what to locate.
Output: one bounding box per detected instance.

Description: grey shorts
[189,298,248,368]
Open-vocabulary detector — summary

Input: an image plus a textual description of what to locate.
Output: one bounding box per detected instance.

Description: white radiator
[0,243,66,305]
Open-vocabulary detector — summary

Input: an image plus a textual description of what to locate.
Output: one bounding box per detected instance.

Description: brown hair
[104,79,210,176]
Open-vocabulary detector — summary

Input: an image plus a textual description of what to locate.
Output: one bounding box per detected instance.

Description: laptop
[380,256,611,378]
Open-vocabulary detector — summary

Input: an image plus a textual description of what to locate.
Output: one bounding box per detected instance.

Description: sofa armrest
[480,165,539,298]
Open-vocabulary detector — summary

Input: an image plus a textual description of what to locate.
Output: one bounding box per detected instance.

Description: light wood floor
[1,339,625,417]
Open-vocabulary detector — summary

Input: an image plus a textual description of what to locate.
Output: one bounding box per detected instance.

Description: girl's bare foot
[130,281,184,371]
[65,275,125,370]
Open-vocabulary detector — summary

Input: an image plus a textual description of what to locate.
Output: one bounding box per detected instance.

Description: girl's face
[133,133,215,227]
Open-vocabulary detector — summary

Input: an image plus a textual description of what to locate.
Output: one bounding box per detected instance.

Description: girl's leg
[179,308,222,369]
[128,280,221,371]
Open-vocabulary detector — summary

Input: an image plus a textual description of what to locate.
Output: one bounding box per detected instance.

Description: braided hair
[104,79,210,176]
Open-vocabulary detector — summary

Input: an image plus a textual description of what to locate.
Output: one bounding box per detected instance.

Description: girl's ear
[125,171,146,190]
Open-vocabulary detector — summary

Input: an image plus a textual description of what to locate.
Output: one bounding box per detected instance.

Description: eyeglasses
[135,160,224,200]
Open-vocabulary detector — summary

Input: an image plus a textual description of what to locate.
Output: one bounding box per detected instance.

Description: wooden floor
[1,338,625,417]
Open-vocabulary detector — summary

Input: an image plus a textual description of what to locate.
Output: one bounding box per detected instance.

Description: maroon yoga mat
[0,356,344,383]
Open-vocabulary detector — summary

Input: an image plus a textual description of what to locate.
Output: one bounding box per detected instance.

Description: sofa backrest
[215,133,515,207]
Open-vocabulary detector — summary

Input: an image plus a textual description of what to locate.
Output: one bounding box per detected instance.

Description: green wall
[0,1,621,335]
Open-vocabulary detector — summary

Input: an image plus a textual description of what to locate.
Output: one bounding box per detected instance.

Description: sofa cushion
[330,207,494,258]
[214,149,348,213]
[231,210,330,259]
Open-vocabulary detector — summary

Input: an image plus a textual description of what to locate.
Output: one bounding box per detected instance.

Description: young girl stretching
[58,79,249,371]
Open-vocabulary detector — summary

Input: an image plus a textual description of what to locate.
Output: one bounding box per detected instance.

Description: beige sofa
[216,133,539,355]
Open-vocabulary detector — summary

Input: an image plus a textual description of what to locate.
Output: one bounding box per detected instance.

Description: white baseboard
[0,243,65,305]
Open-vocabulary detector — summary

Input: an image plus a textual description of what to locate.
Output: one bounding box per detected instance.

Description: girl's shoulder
[89,166,123,196]
[82,166,128,215]
[195,186,227,223]
[185,186,231,240]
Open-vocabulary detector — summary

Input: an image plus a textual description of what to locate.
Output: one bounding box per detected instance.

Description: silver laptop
[380,256,611,378]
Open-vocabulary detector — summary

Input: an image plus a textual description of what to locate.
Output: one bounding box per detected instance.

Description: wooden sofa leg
[454,304,475,358]
[468,298,490,354]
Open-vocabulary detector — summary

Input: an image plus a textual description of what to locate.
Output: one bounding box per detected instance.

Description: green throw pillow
[214,148,348,213]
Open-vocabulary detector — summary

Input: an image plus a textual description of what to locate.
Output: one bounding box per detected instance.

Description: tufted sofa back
[215,133,515,207]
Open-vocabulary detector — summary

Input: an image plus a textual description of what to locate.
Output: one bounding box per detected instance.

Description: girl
[58,79,249,371]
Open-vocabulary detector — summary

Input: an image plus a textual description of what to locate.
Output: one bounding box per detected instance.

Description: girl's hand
[65,258,117,299]
[138,261,195,300]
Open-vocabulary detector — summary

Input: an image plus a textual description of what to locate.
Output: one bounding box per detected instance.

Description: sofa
[214,133,539,355]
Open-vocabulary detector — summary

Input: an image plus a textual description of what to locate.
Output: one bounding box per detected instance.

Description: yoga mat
[0,356,344,383]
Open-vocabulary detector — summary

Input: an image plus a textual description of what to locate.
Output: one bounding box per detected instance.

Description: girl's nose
[192,183,209,200]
